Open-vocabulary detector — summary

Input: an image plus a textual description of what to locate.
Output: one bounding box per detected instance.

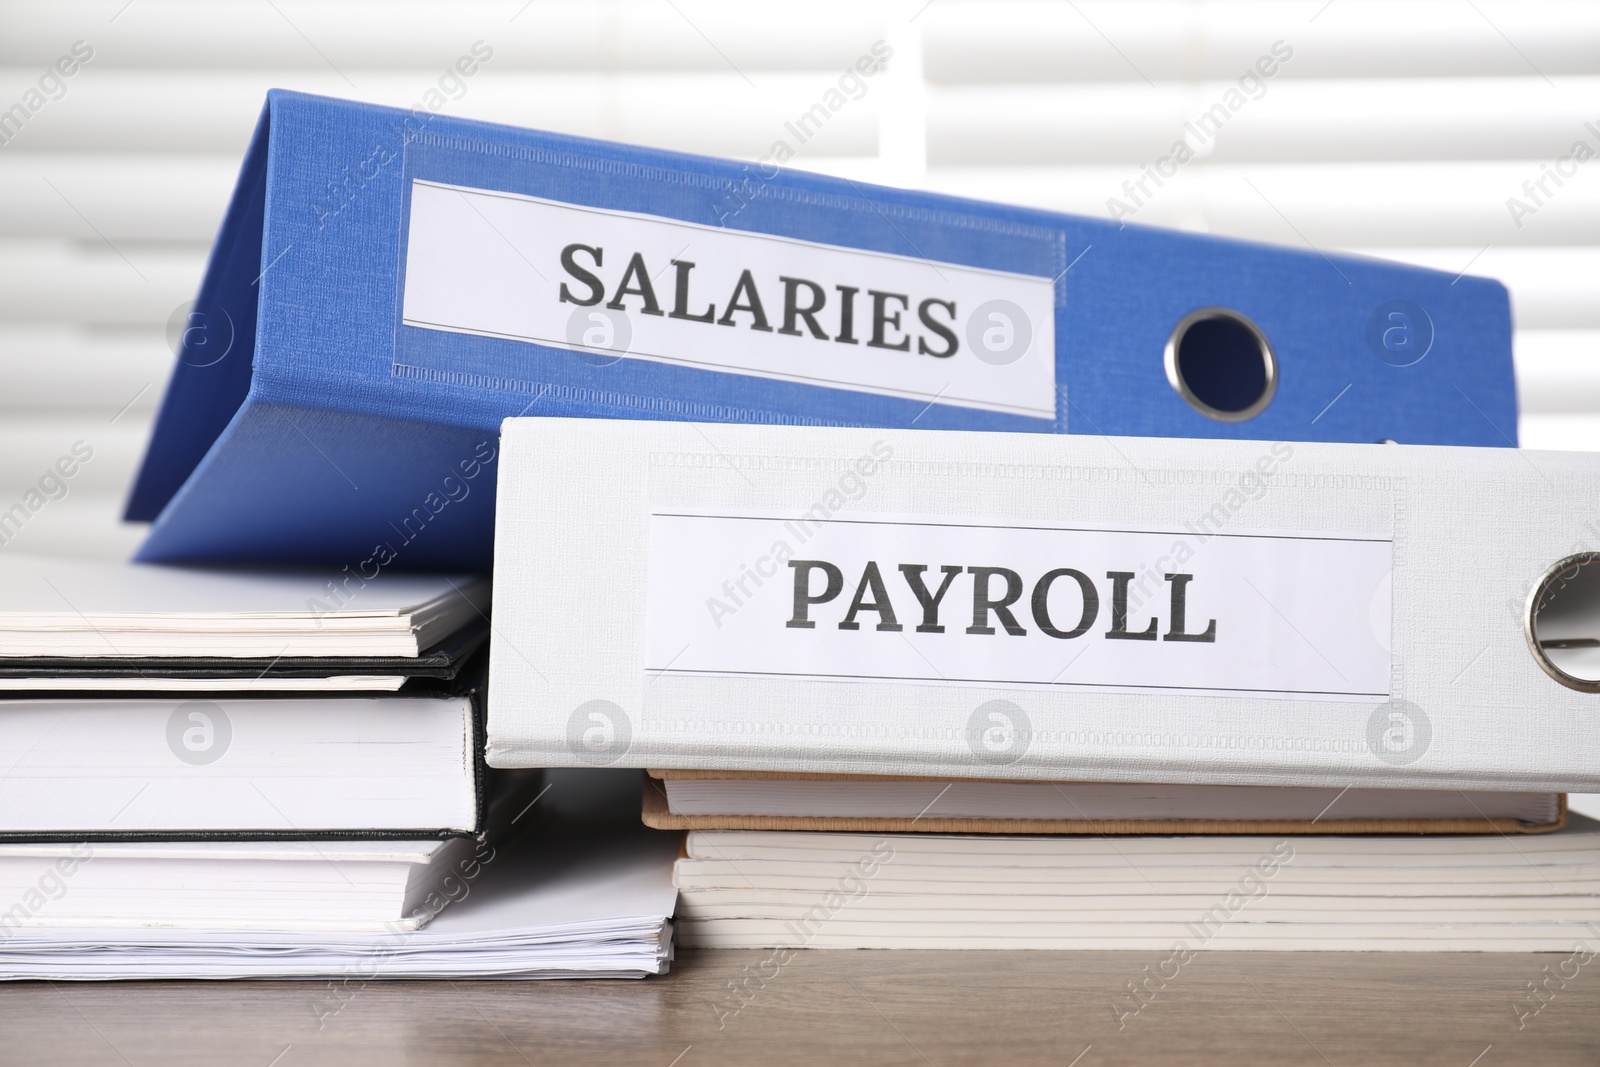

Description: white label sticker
[401,180,1057,419]
[645,513,1393,701]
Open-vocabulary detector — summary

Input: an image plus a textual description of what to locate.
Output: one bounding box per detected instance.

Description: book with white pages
[0,554,490,673]
[642,770,1566,834]
[673,816,1600,952]
[0,677,491,839]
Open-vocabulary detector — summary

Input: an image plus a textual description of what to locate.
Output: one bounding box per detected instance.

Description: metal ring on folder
[1164,307,1278,423]
[1526,552,1600,693]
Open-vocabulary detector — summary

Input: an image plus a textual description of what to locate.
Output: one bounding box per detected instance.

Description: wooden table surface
[4,948,1597,1066]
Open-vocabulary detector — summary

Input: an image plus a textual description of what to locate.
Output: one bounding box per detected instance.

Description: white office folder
[487,418,1600,792]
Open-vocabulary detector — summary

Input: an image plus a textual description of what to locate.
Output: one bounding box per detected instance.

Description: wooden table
[4,948,1597,1065]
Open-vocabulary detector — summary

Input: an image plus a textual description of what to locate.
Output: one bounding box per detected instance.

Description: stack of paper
[0,771,679,981]
[674,818,1600,951]
[0,772,679,980]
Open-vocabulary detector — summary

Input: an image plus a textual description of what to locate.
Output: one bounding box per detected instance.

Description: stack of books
[0,556,674,979]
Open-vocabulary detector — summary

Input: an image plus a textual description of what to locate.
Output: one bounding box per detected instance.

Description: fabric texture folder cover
[128,90,1514,570]
[488,417,1600,793]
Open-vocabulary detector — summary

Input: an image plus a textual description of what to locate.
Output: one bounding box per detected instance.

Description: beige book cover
[641,770,1567,835]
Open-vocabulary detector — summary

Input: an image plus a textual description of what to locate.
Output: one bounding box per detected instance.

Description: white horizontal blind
[0,0,1594,561]
[913,0,1600,453]
[0,0,894,558]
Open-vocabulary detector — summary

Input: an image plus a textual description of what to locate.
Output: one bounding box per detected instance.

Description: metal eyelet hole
[1165,307,1277,423]
[1526,552,1600,692]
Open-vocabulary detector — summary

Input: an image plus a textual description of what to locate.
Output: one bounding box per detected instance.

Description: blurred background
[0,0,1594,544]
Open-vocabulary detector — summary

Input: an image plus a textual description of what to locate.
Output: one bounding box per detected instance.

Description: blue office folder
[128,90,1517,570]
